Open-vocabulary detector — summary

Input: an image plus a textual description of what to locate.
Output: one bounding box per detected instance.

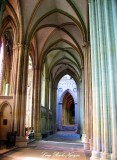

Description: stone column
[82,42,92,150]
[97,1,111,159]
[11,44,21,131]
[9,45,19,96]
[45,77,49,134]
[74,103,78,126]
[89,0,117,159]
[77,82,81,130]
[31,67,35,129]
[83,43,90,150]
[89,1,101,159]
[79,69,85,141]
[13,44,22,132]
[58,102,62,130]
[52,86,57,132]
[33,66,42,139]
[104,1,117,159]
[14,44,29,147]
[110,2,117,159]
[88,46,93,150]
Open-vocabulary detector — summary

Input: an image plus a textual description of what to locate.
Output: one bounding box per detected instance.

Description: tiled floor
[0,131,91,160]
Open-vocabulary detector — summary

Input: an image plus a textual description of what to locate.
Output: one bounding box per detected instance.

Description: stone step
[61,125,76,131]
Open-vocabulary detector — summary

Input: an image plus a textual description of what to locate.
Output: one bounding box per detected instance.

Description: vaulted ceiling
[2,0,89,84]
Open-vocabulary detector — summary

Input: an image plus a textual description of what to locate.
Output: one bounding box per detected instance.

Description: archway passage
[69,102,75,124]
[0,103,12,140]
[56,74,79,132]
[62,92,75,126]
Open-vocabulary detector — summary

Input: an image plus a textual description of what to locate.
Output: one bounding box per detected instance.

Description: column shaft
[83,42,91,150]
[13,44,29,147]
[97,1,111,159]
[104,1,117,159]
[89,0,117,160]
[45,78,49,134]
[89,0,101,159]
[33,67,42,139]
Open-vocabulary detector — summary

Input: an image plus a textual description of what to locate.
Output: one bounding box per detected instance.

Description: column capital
[20,42,30,48]
[13,43,29,50]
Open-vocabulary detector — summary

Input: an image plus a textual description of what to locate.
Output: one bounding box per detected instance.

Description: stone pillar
[31,67,35,129]
[52,86,57,132]
[89,0,117,159]
[83,42,89,149]
[79,69,85,141]
[89,1,101,159]
[14,44,29,147]
[104,1,117,160]
[11,44,21,131]
[88,46,93,151]
[58,102,62,130]
[111,2,117,159]
[77,82,81,130]
[33,66,42,139]
[45,77,49,134]
[74,103,78,126]
[9,45,19,96]
[97,1,111,159]
[82,42,92,150]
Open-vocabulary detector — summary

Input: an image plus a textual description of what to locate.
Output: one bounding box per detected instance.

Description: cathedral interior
[0,0,117,160]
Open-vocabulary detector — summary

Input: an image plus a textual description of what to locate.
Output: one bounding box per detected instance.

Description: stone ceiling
[2,0,89,84]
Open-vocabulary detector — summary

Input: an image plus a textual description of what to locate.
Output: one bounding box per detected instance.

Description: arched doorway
[62,92,75,125]
[0,103,12,140]
[56,74,79,131]
[69,101,75,124]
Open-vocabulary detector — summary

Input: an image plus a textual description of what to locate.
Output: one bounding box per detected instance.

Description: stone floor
[0,131,91,160]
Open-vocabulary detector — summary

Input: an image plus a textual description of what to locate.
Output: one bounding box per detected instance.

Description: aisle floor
[0,131,91,160]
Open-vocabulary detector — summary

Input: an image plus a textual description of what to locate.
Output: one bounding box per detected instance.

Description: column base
[81,133,86,142]
[90,150,100,160]
[111,153,117,160]
[34,132,42,140]
[100,152,111,160]
[16,136,27,147]
[84,136,90,150]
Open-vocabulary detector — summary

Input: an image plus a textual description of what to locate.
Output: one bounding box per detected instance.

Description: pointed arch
[59,89,77,104]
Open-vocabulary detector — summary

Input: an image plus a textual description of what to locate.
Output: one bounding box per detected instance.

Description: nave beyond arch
[0,1,117,160]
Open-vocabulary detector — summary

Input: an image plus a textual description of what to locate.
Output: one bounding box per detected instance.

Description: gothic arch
[0,101,12,112]
[0,101,12,140]
[59,89,77,104]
